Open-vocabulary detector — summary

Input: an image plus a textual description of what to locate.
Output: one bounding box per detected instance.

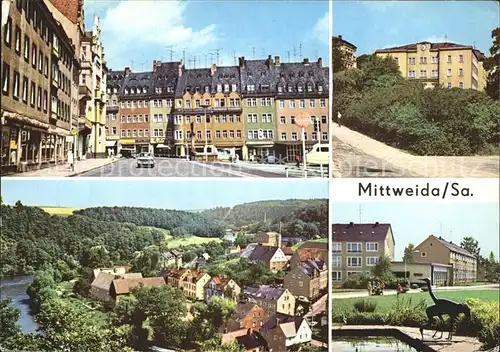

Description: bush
[387,296,426,327]
[332,311,387,325]
[455,298,500,349]
[343,272,371,289]
[411,283,419,290]
[353,299,377,313]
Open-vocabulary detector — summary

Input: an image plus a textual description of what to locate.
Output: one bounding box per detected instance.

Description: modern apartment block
[331,222,395,285]
[103,56,329,159]
[411,235,477,285]
[332,35,357,69]
[375,42,487,90]
[1,0,77,174]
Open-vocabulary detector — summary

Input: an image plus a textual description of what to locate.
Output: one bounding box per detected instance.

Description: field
[40,207,82,215]
[142,226,222,249]
[332,289,500,314]
[292,237,328,251]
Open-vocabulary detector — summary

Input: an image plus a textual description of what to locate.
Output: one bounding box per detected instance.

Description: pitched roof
[239,243,258,259]
[300,241,328,250]
[90,272,115,291]
[244,285,285,301]
[332,223,393,243]
[120,273,143,279]
[261,313,306,337]
[295,248,328,262]
[230,302,261,323]
[298,259,326,277]
[236,331,267,350]
[433,235,475,257]
[333,35,357,50]
[376,42,473,53]
[112,277,166,295]
[282,247,294,256]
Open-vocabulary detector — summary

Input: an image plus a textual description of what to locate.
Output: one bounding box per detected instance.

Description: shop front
[135,138,151,154]
[105,137,119,157]
[119,139,135,157]
[244,141,275,162]
[274,141,316,164]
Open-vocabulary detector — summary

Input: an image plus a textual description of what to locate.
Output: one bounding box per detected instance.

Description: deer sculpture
[419,278,471,341]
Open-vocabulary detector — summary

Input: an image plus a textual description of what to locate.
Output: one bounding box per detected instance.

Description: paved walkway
[332,325,483,352]
[13,157,119,177]
[332,284,500,299]
[333,126,499,178]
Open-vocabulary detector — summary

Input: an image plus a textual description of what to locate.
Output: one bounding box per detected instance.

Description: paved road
[76,157,328,178]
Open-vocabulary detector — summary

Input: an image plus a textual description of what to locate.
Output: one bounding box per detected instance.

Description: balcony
[175,106,242,114]
[78,116,92,131]
[81,59,91,70]
[79,85,92,100]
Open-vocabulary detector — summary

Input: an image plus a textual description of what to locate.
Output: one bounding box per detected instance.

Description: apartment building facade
[1,0,77,175]
[332,35,357,69]
[412,235,477,285]
[375,42,487,90]
[103,56,330,158]
[331,222,395,285]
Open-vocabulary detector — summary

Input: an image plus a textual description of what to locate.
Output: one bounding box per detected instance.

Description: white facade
[285,319,312,347]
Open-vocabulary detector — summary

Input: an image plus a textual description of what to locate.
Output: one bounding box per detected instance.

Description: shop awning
[106,141,117,147]
[156,144,170,149]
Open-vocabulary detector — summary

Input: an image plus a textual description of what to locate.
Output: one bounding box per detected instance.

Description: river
[0,275,39,333]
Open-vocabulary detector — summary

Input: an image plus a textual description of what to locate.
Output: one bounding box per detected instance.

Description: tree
[332,36,349,74]
[0,298,21,346]
[198,338,244,352]
[403,243,415,264]
[234,234,249,249]
[371,255,393,280]
[191,297,236,342]
[484,27,500,100]
[485,251,500,282]
[460,237,480,257]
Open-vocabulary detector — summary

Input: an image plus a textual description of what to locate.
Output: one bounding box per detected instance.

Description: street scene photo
[1,0,330,178]
[0,179,329,351]
[330,202,500,352]
[331,1,500,178]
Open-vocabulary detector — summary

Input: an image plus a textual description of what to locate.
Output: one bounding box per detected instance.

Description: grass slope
[142,226,222,249]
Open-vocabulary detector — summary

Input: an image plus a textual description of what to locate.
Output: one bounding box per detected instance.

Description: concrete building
[375,42,487,90]
[332,35,357,69]
[244,285,295,317]
[412,235,477,285]
[284,259,327,300]
[331,222,395,285]
[390,261,452,287]
[1,0,77,174]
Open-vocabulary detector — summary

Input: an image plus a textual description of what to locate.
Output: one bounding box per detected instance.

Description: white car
[306,143,329,165]
[136,152,155,168]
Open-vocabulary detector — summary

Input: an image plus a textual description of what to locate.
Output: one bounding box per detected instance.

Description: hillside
[74,206,225,238]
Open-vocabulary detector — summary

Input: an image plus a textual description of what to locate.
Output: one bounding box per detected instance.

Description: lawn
[144,226,222,249]
[292,238,328,251]
[40,206,82,216]
[332,289,500,314]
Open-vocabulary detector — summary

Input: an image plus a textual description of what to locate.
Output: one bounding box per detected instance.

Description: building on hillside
[390,261,452,287]
[246,245,288,272]
[375,42,487,90]
[164,268,211,299]
[110,277,165,303]
[411,235,477,285]
[223,302,268,333]
[221,328,268,352]
[243,285,295,317]
[92,265,131,279]
[164,268,191,289]
[289,245,328,270]
[331,222,395,285]
[160,250,183,269]
[260,313,312,352]
[90,271,143,302]
[282,246,294,261]
[332,35,358,69]
[1,0,77,174]
[226,245,242,255]
[255,231,282,247]
[284,259,327,299]
[204,276,241,302]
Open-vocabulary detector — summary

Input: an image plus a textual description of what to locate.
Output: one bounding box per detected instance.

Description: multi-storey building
[119,68,151,153]
[284,259,327,300]
[375,42,487,90]
[223,302,268,333]
[104,69,123,155]
[412,235,477,285]
[260,313,312,352]
[243,285,296,317]
[332,35,357,69]
[104,55,330,159]
[255,231,282,247]
[1,0,77,174]
[331,222,395,285]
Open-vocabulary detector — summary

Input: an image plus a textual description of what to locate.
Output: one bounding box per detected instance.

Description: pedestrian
[67,149,74,172]
[367,281,372,296]
[337,111,342,127]
[295,154,300,168]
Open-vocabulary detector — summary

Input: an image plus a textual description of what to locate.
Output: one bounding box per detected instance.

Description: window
[322,132,328,141]
[447,55,452,63]
[44,56,49,77]
[15,26,21,53]
[408,57,415,65]
[280,132,286,140]
[289,100,295,108]
[366,257,379,266]
[347,257,363,267]
[447,69,452,77]
[447,82,452,89]
[2,63,10,95]
[299,99,305,108]
[31,44,37,67]
[291,132,297,141]
[458,82,464,89]
[420,57,427,64]
[421,252,427,258]
[30,81,35,106]
[332,256,341,267]
[4,17,12,46]
[459,55,463,63]
[366,242,378,252]
[38,50,43,72]
[458,68,463,77]
[261,114,272,123]
[23,36,29,61]
[22,76,28,103]
[420,70,427,78]
[332,242,342,252]
[279,100,284,109]
[347,242,362,252]
[174,130,183,140]
[408,70,416,78]
[320,99,326,108]
[309,99,315,108]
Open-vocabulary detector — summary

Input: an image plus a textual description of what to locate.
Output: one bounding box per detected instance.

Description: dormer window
[297,85,303,92]
[186,86,191,93]
[136,88,140,94]
[278,86,283,93]
[224,84,229,92]
[195,86,200,93]
[231,84,237,92]
[287,85,293,92]
[124,88,129,95]
[143,87,147,93]
[205,86,210,93]
[260,71,265,77]
[247,71,252,77]
[113,87,117,93]
[318,85,323,92]
[299,71,304,77]
[307,84,313,92]
[217,84,222,93]
[167,86,174,93]
[246,84,255,92]
[261,84,270,91]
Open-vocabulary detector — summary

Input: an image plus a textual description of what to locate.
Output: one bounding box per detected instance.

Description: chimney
[348,221,354,227]
[374,222,379,227]
[124,67,130,76]
[303,58,310,65]
[178,61,184,77]
[274,56,280,66]
[338,35,343,40]
[238,57,245,68]
[275,318,280,327]
[267,55,272,67]
[317,57,323,67]
[211,63,217,76]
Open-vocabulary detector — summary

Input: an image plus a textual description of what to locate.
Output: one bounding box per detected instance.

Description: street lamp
[201,102,211,162]
[404,249,420,283]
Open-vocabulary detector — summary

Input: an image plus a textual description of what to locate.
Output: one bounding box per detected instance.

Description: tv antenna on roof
[212,48,223,65]
[182,48,187,64]
[359,204,363,223]
[252,46,256,59]
[165,45,175,62]
[299,43,302,60]
[233,50,237,65]
[285,50,290,63]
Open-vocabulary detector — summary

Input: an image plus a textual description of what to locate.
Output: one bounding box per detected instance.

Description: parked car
[136,152,155,168]
[263,155,277,164]
[305,143,329,165]
[217,149,233,162]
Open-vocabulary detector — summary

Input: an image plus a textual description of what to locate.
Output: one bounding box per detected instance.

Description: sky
[0,179,328,210]
[333,1,499,55]
[83,0,329,71]
[333,202,499,260]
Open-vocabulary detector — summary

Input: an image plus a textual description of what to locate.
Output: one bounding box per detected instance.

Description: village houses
[260,313,312,352]
[204,276,242,302]
[243,285,296,317]
[284,259,327,300]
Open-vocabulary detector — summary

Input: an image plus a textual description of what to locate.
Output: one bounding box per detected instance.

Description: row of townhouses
[1,0,108,175]
[333,34,488,91]
[104,56,329,161]
[331,222,478,286]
